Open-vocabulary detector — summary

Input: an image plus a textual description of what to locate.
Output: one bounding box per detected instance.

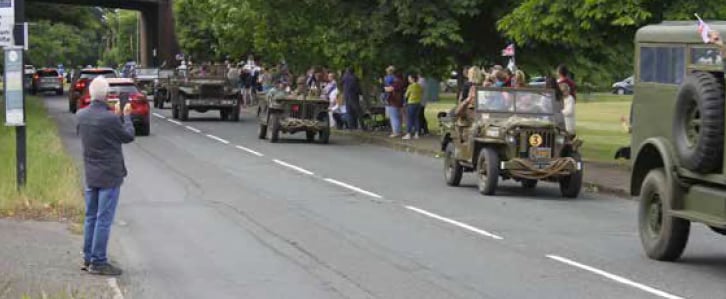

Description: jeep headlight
[556,135,566,144]
[485,128,501,138]
[506,135,516,143]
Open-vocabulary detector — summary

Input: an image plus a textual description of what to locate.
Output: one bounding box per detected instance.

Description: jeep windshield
[476,88,554,114]
[135,68,159,76]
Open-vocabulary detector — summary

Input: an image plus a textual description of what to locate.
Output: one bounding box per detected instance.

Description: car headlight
[556,135,566,144]
[486,128,500,138]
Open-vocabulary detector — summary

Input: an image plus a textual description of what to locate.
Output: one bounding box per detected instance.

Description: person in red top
[557,64,576,100]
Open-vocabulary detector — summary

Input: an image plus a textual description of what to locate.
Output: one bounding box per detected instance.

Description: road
[44,95,726,299]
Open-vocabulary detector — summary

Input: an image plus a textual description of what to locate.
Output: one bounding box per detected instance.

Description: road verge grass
[423,93,632,163]
[0,96,83,221]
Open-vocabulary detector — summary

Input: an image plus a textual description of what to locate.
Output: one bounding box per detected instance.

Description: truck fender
[631,137,679,196]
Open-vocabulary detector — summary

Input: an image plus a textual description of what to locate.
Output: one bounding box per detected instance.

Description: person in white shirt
[327,82,346,129]
[559,82,576,136]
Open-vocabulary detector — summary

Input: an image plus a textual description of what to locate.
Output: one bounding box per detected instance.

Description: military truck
[153,69,175,109]
[439,87,583,197]
[257,86,331,144]
[169,65,241,121]
[630,21,726,261]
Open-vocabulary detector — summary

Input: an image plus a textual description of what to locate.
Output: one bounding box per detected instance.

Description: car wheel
[270,113,281,143]
[444,143,463,186]
[638,168,690,261]
[56,89,63,96]
[137,118,151,136]
[559,153,583,198]
[616,88,625,95]
[477,147,499,196]
[69,99,77,113]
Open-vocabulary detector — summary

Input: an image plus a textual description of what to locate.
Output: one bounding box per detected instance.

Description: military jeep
[631,21,726,261]
[257,87,331,144]
[153,69,175,109]
[133,67,159,100]
[439,87,583,198]
[169,65,241,121]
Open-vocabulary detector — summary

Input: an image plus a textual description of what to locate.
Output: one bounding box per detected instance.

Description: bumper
[185,99,238,107]
[35,84,62,91]
[501,157,582,180]
[279,117,328,133]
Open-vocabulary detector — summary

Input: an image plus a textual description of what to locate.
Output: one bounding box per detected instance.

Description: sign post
[2,0,26,190]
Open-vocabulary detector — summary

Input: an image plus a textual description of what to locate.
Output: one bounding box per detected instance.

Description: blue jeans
[83,187,120,265]
[406,103,421,134]
[386,106,402,134]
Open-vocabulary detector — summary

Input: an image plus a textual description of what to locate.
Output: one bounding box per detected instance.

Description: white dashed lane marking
[152,113,166,119]
[273,159,315,175]
[235,145,264,157]
[167,119,182,125]
[323,178,384,200]
[546,255,683,299]
[205,134,230,144]
[185,126,201,133]
[405,206,503,240]
[107,278,124,299]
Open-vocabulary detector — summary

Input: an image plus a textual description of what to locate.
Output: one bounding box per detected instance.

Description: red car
[78,78,151,136]
[68,68,117,113]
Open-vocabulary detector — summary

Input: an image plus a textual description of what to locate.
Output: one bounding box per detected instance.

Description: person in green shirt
[403,74,424,140]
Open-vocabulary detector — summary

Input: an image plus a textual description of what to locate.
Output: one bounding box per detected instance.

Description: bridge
[27,0,179,67]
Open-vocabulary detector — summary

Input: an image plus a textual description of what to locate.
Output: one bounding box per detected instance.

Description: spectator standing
[418,75,430,135]
[559,82,576,135]
[557,64,577,100]
[384,67,404,137]
[513,70,527,88]
[76,77,135,276]
[403,74,423,140]
[341,68,362,129]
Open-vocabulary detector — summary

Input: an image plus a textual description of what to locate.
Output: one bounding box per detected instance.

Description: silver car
[31,68,64,95]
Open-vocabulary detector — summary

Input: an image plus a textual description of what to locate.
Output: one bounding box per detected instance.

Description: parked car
[68,67,117,113]
[31,68,64,95]
[528,76,547,88]
[78,78,150,136]
[612,76,634,95]
[23,65,35,90]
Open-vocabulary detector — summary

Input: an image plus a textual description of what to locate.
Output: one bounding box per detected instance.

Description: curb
[334,130,631,198]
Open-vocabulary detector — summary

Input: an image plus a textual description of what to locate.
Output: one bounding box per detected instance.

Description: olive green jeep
[631,21,726,261]
[169,65,241,121]
[439,87,583,198]
[257,88,331,144]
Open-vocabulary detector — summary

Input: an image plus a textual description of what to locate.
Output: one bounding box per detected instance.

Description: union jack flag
[697,18,711,43]
[501,44,515,57]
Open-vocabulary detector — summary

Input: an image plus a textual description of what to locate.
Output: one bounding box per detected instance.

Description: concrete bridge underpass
[28,0,179,67]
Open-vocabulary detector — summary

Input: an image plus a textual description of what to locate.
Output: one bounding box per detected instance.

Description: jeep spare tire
[673,72,724,173]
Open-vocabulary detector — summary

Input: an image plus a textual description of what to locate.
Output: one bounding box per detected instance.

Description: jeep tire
[179,94,189,121]
[638,168,690,261]
[444,143,463,186]
[673,72,724,173]
[559,153,583,198]
[270,113,281,143]
[477,147,499,196]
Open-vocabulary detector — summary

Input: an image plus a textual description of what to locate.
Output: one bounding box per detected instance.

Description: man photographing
[76,77,135,276]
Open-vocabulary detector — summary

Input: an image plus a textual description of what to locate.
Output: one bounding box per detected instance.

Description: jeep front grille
[199,84,224,98]
[516,129,556,158]
[288,103,322,120]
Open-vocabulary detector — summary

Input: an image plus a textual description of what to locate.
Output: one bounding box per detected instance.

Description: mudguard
[631,137,679,196]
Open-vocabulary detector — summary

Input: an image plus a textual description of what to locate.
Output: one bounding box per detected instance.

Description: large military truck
[169,65,241,121]
[631,21,726,261]
[439,87,583,197]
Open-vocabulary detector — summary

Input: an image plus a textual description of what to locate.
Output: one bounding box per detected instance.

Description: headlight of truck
[556,135,566,144]
[486,128,500,138]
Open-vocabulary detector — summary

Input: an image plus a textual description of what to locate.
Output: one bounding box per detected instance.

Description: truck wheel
[477,147,499,196]
[559,153,583,198]
[220,109,229,120]
[306,131,316,142]
[172,103,179,119]
[270,113,280,143]
[673,72,724,173]
[521,179,538,189]
[638,168,690,261]
[318,128,330,144]
[258,123,268,139]
[230,106,240,122]
[444,143,463,186]
[179,95,189,121]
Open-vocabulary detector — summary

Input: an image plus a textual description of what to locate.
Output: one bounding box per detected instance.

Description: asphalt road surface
[45,95,726,299]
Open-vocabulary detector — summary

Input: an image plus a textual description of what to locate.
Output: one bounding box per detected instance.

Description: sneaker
[81,260,90,271]
[402,134,411,140]
[88,263,123,276]
[414,133,420,140]
[389,134,400,138]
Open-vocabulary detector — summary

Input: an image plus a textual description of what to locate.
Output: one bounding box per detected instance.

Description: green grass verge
[423,92,632,163]
[0,96,83,220]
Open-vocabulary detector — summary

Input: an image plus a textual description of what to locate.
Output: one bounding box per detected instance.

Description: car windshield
[80,71,117,79]
[135,68,159,76]
[38,70,58,77]
[477,88,554,114]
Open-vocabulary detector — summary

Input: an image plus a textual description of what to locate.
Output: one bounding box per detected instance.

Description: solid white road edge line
[546,255,683,299]
[235,145,264,157]
[273,159,314,175]
[185,126,201,133]
[152,113,166,119]
[404,206,504,240]
[107,278,124,299]
[206,134,230,144]
[323,178,384,199]
[167,119,182,125]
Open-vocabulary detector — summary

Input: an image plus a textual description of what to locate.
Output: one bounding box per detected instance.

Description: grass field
[0,96,83,220]
[424,93,632,163]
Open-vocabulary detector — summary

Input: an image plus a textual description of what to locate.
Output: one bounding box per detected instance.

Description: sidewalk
[334,130,631,197]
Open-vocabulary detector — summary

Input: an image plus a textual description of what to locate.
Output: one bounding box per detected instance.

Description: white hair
[89,76,109,102]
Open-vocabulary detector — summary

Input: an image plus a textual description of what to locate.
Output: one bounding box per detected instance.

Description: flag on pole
[501,44,515,57]
[696,14,711,43]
